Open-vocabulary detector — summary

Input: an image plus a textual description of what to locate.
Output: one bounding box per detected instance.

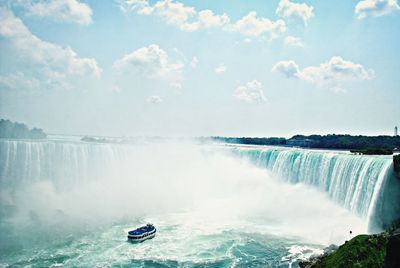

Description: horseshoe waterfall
[1,138,399,267]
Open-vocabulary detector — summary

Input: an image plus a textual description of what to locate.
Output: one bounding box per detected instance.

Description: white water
[0,138,396,267]
[229,145,394,229]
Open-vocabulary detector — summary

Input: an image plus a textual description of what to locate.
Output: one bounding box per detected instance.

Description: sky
[0,0,399,137]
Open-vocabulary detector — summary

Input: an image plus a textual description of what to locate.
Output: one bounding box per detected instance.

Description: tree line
[212,134,400,151]
[0,119,46,139]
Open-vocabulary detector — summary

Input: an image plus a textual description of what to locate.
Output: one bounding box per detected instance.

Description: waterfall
[1,139,399,230]
[229,146,399,229]
[0,139,132,187]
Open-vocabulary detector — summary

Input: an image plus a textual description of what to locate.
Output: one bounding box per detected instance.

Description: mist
[1,142,366,250]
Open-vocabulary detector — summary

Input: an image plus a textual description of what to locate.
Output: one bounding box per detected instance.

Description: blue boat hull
[127,224,156,243]
[128,232,156,243]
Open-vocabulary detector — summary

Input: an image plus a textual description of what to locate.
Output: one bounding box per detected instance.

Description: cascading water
[0,139,133,186]
[0,138,399,267]
[228,145,399,231]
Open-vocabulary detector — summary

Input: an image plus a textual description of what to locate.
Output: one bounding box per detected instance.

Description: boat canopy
[128,224,155,236]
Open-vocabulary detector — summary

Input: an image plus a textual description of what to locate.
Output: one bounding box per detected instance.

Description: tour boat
[127,223,156,242]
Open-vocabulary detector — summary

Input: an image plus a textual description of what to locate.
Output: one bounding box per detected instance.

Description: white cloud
[234,80,266,104]
[272,60,301,78]
[146,95,163,103]
[355,0,400,19]
[276,0,314,25]
[300,56,374,84]
[215,64,227,74]
[0,72,41,90]
[182,9,230,31]
[119,0,148,13]
[141,0,196,26]
[113,44,183,79]
[13,0,93,25]
[190,57,199,68]
[196,9,230,28]
[284,36,304,47]
[120,0,285,38]
[272,56,374,90]
[0,8,101,90]
[227,11,286,38]
[121,0,229,31]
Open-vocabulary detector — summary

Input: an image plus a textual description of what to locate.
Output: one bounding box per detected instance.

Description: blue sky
[0,0,399,137]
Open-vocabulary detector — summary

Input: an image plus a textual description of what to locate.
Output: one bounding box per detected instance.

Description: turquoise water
[0,214,325,267]
[0,139,395,267]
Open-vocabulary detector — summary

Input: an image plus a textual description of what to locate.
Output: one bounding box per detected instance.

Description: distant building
[395,126,398,137]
